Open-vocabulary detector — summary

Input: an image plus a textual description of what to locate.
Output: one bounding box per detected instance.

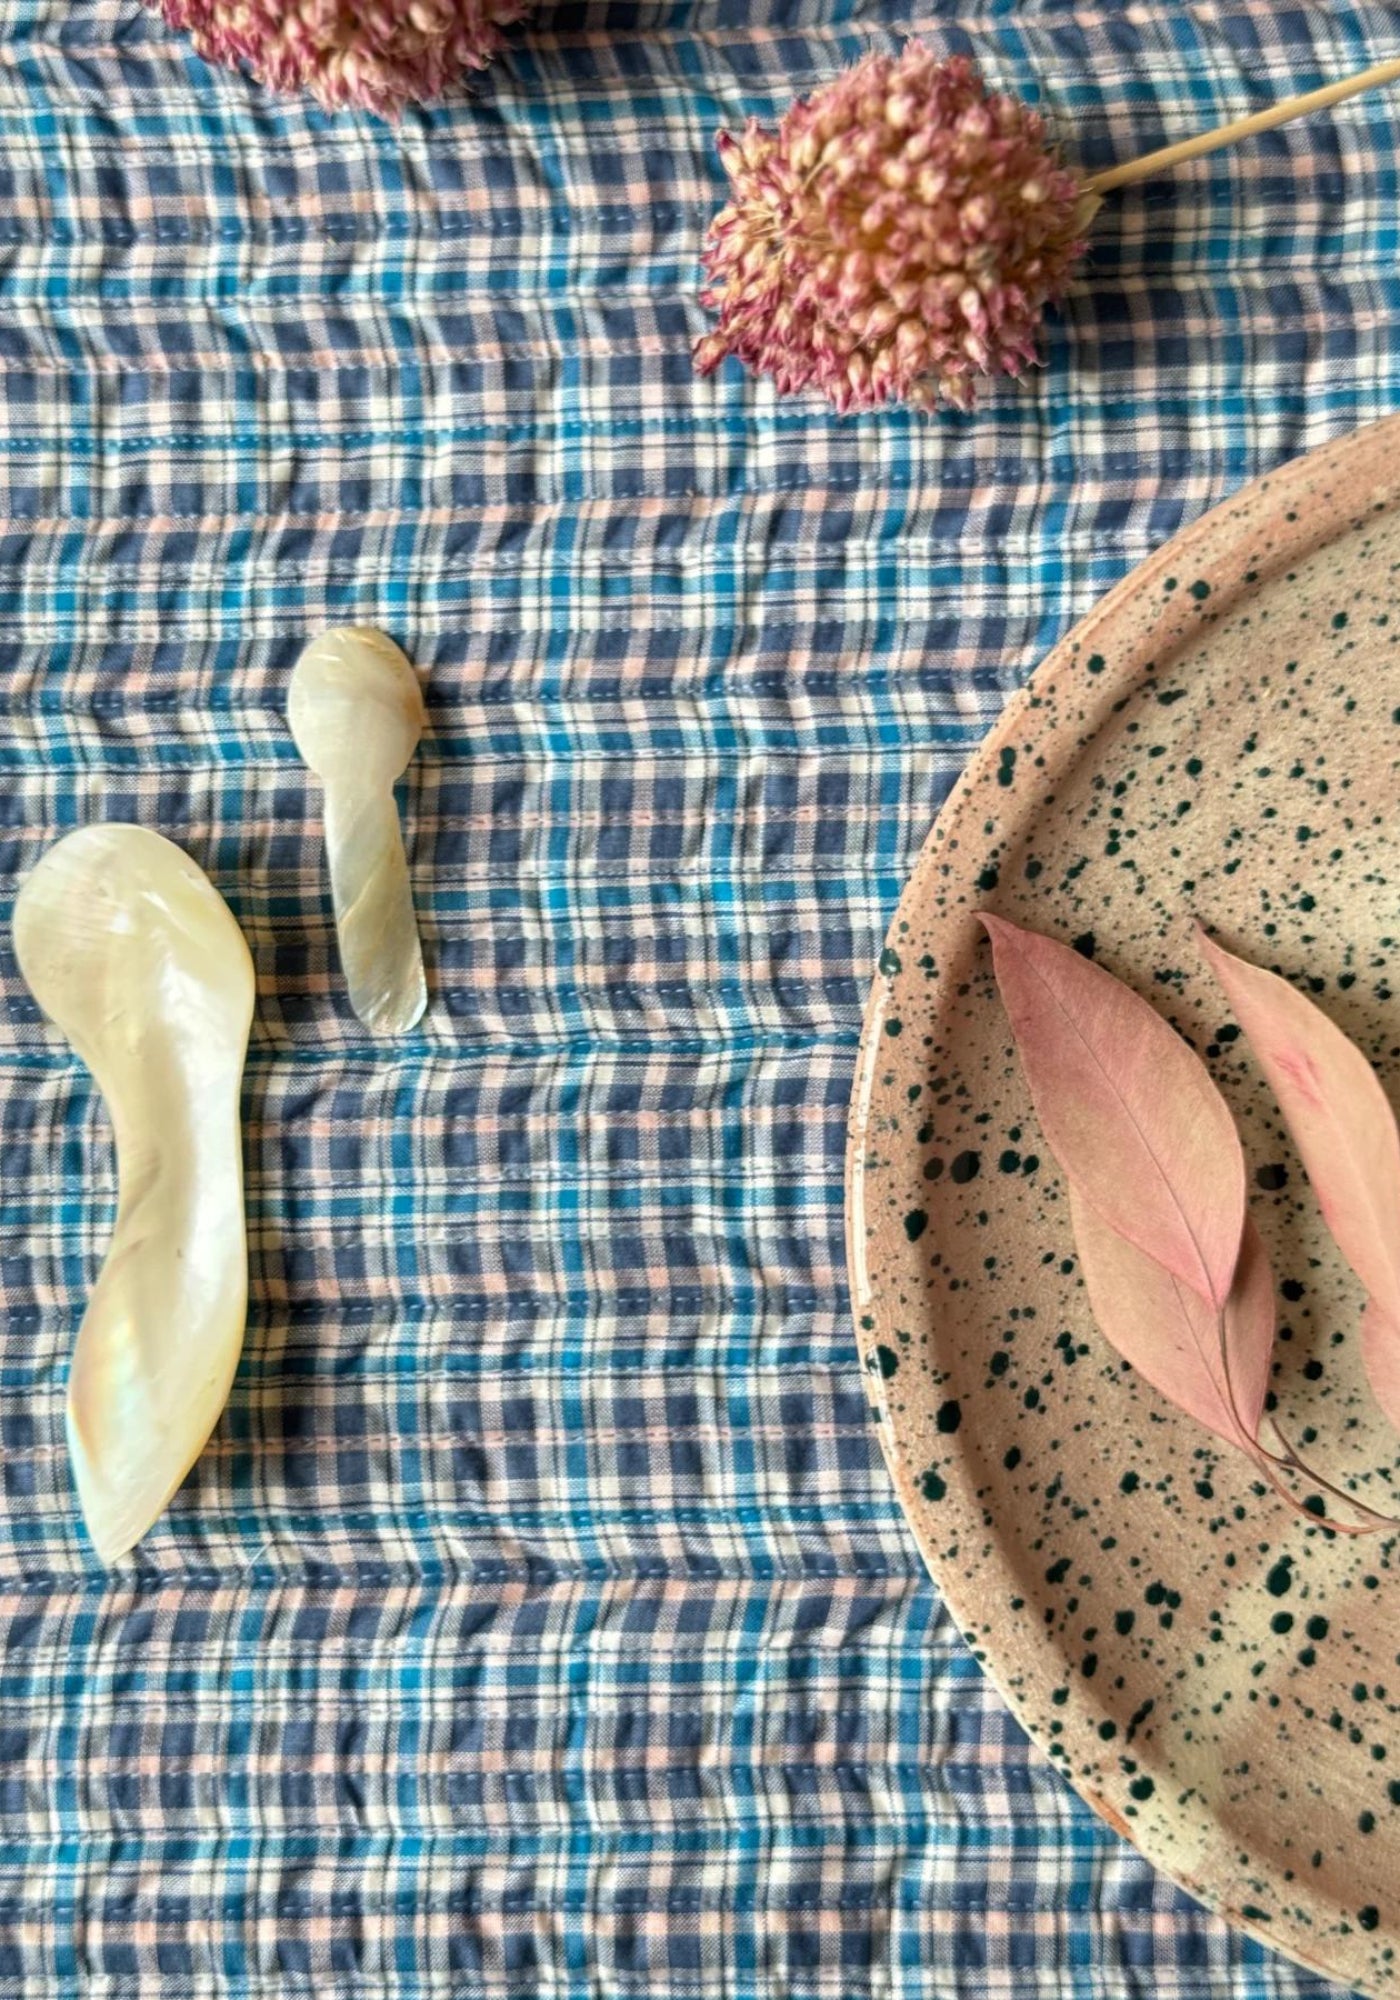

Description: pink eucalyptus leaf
[1069,1188,1274,1455]
[980,914,1245,1309]
[1197,928,1400,1329]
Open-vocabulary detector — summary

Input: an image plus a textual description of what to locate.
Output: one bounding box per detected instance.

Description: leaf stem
[1266,1416,1400,1532]
[1215,1304,1400,1535]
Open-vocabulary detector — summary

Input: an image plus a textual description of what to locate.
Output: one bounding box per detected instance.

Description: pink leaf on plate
[1069,1187,1274,1454]
[1197,928,1400,1336]
[980,914,1245,1309]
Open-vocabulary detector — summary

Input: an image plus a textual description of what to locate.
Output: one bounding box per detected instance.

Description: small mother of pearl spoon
[288,626,428,1035]
[13,825,255,1564]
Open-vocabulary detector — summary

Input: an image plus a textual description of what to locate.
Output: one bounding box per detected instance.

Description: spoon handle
[323,788,427,1035]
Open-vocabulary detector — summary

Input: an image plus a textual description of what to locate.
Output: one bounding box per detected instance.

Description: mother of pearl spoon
[13,825,255,1563]
[287,627,427,1036]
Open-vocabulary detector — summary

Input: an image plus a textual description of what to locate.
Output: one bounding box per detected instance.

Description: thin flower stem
[1088,57,1400,195]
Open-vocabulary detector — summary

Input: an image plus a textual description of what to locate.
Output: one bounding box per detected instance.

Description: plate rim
[845,408,1400,1995]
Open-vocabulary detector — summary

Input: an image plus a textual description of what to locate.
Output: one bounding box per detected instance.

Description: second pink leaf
[1199,926,1400,1432]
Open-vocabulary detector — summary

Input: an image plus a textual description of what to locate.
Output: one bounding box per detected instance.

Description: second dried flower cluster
[693,45,1088,413]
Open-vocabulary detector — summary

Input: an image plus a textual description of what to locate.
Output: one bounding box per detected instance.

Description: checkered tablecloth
[1,0,1398,1992]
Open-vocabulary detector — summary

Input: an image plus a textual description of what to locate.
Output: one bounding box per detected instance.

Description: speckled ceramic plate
[847,413,1400,1994]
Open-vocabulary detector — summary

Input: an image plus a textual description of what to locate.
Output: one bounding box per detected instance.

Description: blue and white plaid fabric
[0,0,1398,1991]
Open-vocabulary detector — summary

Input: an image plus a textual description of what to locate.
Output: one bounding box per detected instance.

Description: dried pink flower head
[694,44,1090,413]
[154,0,532,118]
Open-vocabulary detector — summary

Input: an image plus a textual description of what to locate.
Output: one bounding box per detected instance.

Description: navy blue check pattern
[0,0,1396,1991]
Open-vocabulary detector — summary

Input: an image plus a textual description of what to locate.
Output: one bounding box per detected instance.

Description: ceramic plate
[847,414,1400,1994]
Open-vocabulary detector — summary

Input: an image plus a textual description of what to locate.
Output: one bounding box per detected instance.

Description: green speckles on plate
[846,414,1400,1998]
[1266,1558,1294,1597]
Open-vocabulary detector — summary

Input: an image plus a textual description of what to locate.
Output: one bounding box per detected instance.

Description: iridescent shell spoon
[13,824,255,1563]
[288,626,428,1036]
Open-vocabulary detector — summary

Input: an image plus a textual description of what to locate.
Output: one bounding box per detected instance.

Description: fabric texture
[0,0,1397,1991]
